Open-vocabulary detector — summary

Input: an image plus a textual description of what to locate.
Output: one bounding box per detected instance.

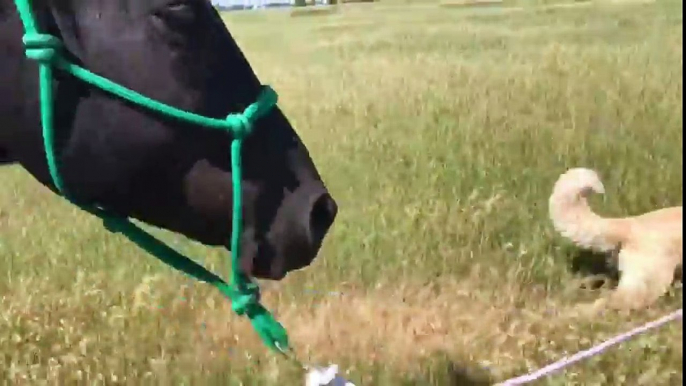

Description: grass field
[0,0,683,384]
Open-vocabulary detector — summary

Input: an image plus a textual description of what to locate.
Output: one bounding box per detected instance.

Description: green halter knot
[211,281,289,352]
[12,0,295,358]
[224,85,278,138]
[22,33,63,63]
[223,281,261,316]
[226,113,253,139]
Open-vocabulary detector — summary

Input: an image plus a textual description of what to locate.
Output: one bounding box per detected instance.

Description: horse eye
[154,1,197,29]
[167,2,190,12]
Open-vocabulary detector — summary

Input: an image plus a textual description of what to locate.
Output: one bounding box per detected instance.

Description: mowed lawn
[0,1,682,384]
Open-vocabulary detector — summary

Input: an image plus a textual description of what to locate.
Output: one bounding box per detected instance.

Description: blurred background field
[0,0,682,384]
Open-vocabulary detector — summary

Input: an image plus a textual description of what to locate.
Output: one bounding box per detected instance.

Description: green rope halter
[13,0,291,354]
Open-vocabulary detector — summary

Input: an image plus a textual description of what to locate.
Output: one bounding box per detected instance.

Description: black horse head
[0,0,338,280]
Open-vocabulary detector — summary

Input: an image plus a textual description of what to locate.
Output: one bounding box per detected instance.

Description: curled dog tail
[548,168,628,252]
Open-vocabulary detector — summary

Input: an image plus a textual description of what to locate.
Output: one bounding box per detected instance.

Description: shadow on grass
[568,247,619,290]
[444,361,495,386]
[569,246,683,287]
[399,353,495,386]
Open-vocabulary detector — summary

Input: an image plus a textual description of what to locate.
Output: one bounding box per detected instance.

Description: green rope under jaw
[13,0,292,356]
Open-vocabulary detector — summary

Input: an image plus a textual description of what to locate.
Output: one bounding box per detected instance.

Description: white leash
[274,343,356,386]
[306,364,356,386]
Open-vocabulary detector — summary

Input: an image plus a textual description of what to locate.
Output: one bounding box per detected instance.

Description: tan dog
[549,168,682,311]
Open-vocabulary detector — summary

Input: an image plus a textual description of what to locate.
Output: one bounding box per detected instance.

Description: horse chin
[235,242,288,281]
[250,265,287,281]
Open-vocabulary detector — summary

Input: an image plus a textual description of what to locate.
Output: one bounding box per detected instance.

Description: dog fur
[549,167,682,311]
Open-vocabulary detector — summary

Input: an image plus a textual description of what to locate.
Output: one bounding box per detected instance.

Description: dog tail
[548,168,629,252]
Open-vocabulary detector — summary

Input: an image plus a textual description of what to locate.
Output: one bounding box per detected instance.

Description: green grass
[1,0,682,384]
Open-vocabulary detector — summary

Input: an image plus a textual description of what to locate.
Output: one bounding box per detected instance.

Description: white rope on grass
[496,309,683,385]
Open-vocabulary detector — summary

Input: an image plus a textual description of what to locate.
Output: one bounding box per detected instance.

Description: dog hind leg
[605,246,677,310]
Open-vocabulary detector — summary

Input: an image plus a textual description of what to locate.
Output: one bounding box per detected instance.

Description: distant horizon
[211,0,330,8]
[211,0,295,6]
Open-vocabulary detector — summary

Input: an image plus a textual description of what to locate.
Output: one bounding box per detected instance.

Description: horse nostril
[309,192,337,246]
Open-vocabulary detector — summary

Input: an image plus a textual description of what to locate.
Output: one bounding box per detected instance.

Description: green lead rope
[14,0,291,354]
